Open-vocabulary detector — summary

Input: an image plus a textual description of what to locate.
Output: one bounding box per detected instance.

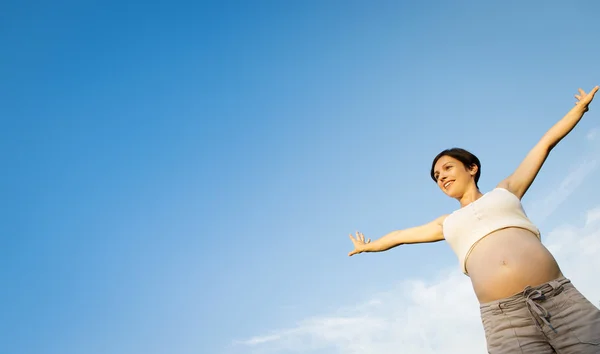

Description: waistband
[480,276,570,314]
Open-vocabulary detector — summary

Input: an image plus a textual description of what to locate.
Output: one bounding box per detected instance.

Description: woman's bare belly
[465,227,562,303]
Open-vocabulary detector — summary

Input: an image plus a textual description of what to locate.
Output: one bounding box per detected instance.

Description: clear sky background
[2,1,600,354]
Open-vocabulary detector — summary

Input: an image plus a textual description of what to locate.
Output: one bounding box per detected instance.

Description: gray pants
[479,277,600,353]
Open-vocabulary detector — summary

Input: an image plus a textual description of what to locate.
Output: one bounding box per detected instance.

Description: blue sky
[2,1,600,353]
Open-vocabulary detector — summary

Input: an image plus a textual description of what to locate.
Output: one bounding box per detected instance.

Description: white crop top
[442,188,540,275]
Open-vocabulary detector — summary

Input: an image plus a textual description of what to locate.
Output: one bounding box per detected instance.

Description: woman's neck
[458,186,483,207]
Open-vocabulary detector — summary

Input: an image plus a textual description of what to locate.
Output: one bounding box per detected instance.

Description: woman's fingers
[349,231,367,252]
[355,231,363,242]
[356,231,369,243]
[578,86,599,101]
[575,86,599,108]
[348,231,368,256]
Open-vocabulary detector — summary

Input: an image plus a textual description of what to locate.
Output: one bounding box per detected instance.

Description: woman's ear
[469,163,479,176]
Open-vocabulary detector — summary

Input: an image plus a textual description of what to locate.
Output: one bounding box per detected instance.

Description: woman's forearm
[362,230,404,252]
[361,217,445,253]
[542,104,588,150]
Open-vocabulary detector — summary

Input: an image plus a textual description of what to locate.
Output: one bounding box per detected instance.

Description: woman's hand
[575,86,598,112]
[348,231,371,256]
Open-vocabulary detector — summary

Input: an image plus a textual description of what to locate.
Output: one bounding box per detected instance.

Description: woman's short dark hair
[430,148,481,186]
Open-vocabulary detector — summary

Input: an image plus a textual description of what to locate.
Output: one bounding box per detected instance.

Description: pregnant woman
[347,86,600,353]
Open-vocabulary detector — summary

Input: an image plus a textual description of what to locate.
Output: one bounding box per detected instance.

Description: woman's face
[432,155,477,197]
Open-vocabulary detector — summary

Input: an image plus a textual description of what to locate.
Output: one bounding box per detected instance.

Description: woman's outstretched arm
[348,214,446,256]
[498,86,598,199]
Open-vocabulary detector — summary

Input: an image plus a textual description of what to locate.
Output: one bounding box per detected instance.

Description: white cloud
[239,335,282,346]
[585,207,600,227]
[587,127,598,141]
[543,210,600,304]
[525,158,597,224]
[524,127,600,224]
[236,270,486,354]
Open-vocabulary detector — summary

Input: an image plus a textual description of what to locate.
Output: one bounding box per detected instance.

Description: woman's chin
[442,188,460,199]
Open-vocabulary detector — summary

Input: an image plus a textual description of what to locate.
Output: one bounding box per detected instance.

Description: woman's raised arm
[498,86,598,199]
